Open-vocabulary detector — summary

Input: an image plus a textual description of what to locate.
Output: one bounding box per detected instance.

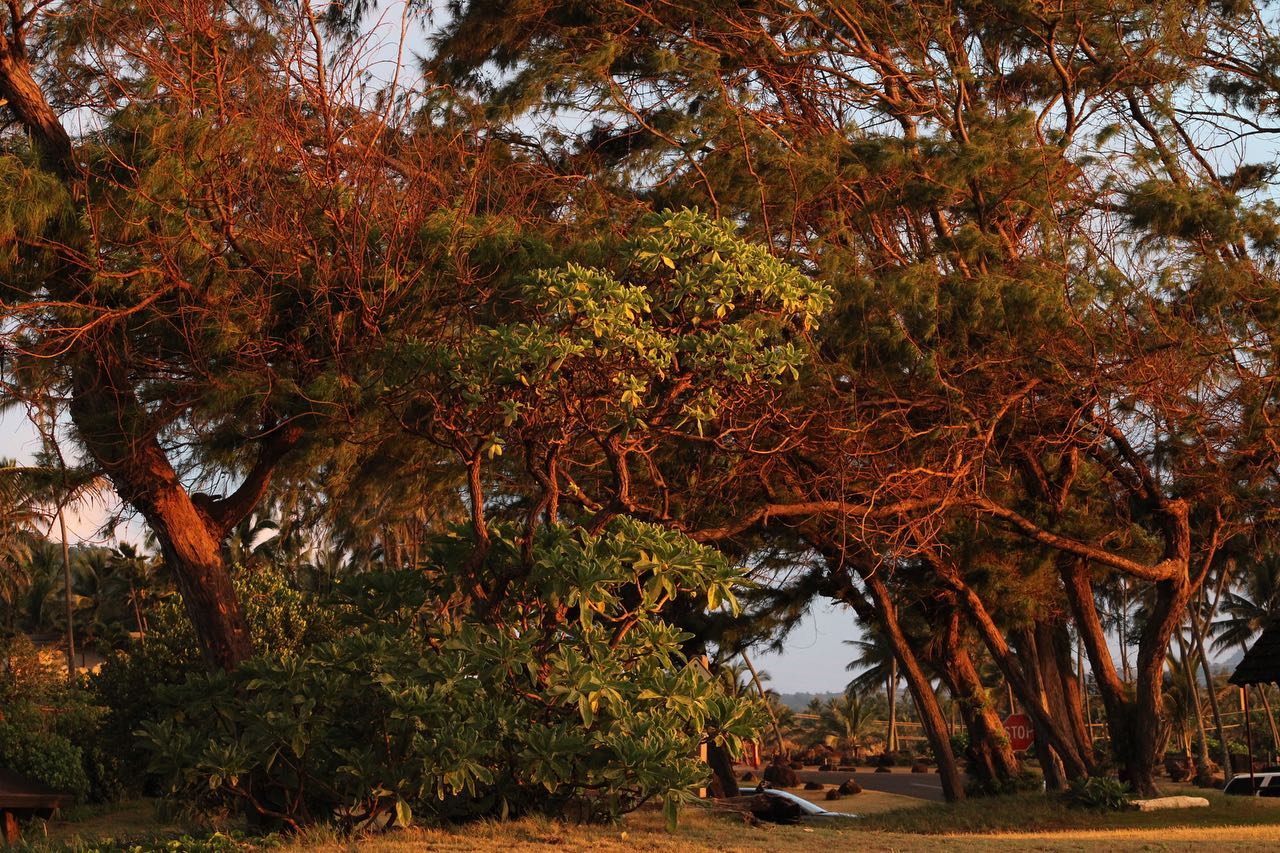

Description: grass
[12,786,1280,852]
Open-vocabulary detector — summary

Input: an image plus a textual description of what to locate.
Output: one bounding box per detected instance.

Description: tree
[0,1,554,668]
[429,0,1280,796]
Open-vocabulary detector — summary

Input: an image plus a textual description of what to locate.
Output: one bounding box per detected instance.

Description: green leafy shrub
[89,564,332,794]
[0,715,90,802]
[0,635,107,802]
[139,520,765,831]
[1065,775,1132,810]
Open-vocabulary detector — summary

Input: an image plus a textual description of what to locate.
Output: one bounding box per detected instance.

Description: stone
[874,765,891,773]
[804,781,824,791]
[762,761,799,788]
[837,779,862,795]
[911,761,930,773]
[748,793,805,825]
[1130,796,1210,812]
[824,789,843,801]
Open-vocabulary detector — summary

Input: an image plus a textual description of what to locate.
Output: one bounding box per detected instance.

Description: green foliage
[138,520,765,830]
[1065,775,1133,811]
[0,715,90,804]
[89,565,332,794]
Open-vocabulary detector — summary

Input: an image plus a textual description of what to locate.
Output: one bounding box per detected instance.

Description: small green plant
[1065,775,1132,811]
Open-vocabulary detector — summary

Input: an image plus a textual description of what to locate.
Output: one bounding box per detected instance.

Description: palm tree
[845,633,900,752]
[1211,556,1280,760]
[818,686,885,758]
[0,460,42,632]
[1211,556,1280,654]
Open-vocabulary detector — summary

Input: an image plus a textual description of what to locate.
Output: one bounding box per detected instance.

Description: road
[794,767,945,802]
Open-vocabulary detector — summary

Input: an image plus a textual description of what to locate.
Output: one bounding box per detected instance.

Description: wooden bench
[0,768,71,844]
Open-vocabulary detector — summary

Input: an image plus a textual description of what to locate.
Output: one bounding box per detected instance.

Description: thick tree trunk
[935,609,1022,792]
[1063,559,1192,797]
[705,740,740,798]
[68,359,255,671]
[932,558,1090,780]
[859,572,965,801]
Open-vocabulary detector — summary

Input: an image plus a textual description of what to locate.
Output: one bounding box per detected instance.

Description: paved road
[794,768,945,802]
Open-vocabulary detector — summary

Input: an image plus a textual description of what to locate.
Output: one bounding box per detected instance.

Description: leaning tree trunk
[0,40,272,673]
[824,567,965,802]
[935,608,1022,792]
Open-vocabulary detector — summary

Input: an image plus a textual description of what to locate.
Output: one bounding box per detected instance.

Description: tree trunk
[705,740,740,798]
[935,608,1022,793]
[887,660,898,753]
[825,568,965,802]
[933,559,1090,780]
[1062,559,1191,797]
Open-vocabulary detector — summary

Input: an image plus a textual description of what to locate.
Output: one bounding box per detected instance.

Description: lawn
[12,787,1280,852]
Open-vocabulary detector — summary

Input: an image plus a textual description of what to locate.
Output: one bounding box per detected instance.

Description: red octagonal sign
[1003,713,1035,751]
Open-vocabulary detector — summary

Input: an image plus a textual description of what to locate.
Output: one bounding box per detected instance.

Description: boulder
[748,793,805,825]
[911,761,930,774]
[837,779,862,795]
[762,761,800,788]
[874,765,891,773]
[824,789,843,801]
[836,764,857,772]
[804,781,824,791]
[1131,796,1210,812]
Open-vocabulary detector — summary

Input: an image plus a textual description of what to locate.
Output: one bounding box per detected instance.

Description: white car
[753,787,860,819]
[1223,769,1280,796]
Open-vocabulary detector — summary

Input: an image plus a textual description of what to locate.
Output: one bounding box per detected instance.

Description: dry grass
[19,786,1280,852]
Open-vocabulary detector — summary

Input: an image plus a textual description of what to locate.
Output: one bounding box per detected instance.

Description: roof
[1229,621,1280,687]
[0,767,72,810]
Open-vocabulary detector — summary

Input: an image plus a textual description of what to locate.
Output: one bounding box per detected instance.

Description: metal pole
[1244,685,1256,792]
[58,504,75,683]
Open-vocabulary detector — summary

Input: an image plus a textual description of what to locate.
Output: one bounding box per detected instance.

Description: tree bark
[934,607,1022,792]
[820,562,965,802]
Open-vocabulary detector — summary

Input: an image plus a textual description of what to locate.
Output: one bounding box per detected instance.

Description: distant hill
[776,691,842,711]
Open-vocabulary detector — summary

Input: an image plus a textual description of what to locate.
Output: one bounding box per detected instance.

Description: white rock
[1130,795,1210,812]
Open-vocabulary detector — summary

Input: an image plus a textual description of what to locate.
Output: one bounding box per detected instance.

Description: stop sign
[1003,713,1035,751]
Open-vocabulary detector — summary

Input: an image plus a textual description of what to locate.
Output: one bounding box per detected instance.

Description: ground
[11,784,1280,851]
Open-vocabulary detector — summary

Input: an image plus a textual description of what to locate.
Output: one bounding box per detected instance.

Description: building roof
[1229,621,1280,687]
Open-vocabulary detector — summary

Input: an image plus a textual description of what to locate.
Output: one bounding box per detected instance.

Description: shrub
[0,716,90,802]
[1065,775,1132,810]
[89,563,333,795]
[139,520,765,831]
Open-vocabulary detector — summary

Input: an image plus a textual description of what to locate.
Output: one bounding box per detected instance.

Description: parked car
[1223,768,1280,796]
[752,786,860,819]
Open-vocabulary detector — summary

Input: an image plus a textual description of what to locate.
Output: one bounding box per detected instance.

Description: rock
[911,761,929,773]
[818,763,837,772]
[748,793,805,825]
[804,781,824,791]
[762,761,800,788]
[824,789,843,801]
[740,771,755,782]
[790,761,805,771]
[836,764,857,772]
[837,779,862,795]
[1131,796,1210,812]
[874,765,891,773]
